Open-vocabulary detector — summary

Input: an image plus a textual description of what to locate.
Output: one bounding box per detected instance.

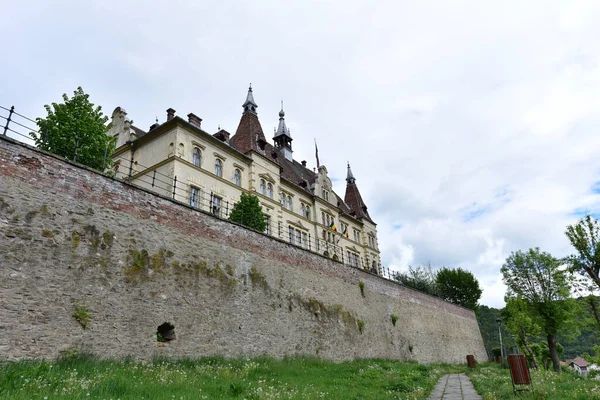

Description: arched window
[280,192,286,206]
[300,204,305,217]
[267,183,273,198]
[260,179,266,195]
[192,147,201,167]
[214,159,223,177]
[287,196,293,212]
[234,169,241,186]
[305,206,311,220]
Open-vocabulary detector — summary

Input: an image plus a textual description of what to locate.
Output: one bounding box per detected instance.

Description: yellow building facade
[108,86,381,273]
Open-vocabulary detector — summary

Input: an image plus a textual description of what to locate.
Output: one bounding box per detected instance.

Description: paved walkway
[428,374,482,400]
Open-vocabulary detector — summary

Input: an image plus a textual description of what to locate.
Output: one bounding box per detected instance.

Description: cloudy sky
[3,0,600,308]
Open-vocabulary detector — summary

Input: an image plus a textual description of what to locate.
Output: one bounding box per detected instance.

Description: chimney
[301,160,307,167]
[187,113,202,129]
[166,108,176,121]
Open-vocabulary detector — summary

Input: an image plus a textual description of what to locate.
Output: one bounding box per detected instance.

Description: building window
[280,192,286,206]
[353,229,360,243]
[264,215,271,235]
[287,196,293,212]
[301,204,305,217]
[348,252,360,268]
[212,195,222,217]
[189,186,200,208]
[321,212,325,225]
[260,179,266,195]
[234,169,241,186]
[289,226,294,243]
[302,232,308,248]
[214,159,223,177]
[267,183,273,198]
[192,147,201,167]
[305,206,311,220]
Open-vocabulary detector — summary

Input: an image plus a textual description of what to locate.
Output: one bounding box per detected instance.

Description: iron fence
[1,105,400,282]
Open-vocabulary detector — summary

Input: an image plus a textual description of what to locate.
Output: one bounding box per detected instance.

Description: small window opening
[157,322,176,342]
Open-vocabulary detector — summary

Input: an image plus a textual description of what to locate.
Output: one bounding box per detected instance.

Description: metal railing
[1,105,400,281]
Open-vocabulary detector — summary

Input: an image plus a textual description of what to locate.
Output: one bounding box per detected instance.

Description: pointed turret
[273,102,293,161]
[344,162,373,223]
[346,162,356,184]
[229,84,267,154]
[242,84,258,115]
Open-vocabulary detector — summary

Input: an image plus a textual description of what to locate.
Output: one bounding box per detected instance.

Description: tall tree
[503,297,541,369]
[393,265,438,295]
[566,215,600,290]
[501,248,575,373]
[228,193,266,232]
[30,87,114,170]
[435,267,482,310]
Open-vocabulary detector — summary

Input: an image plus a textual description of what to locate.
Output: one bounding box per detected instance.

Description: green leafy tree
[435,267,482,310]
[503,297,541,369]
[30,87,114,170]
[393,265,438,295]
[228,193,266,232]
[501,248,576,373]
[565,216,600,327]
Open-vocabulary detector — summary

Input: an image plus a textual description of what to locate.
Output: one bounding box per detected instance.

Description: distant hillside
[476,300,600,360]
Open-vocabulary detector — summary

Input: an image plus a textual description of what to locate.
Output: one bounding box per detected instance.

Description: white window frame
[234,169,241,186]
[190,186,200,208]
[212,195,222,217]
[192,147,202,167]
[214,159,223,177]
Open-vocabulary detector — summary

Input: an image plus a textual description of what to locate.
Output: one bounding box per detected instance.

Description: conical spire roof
[229,84,267,154]
[344,163,373,223]
[273,101,291,139]
[242,84,258,115]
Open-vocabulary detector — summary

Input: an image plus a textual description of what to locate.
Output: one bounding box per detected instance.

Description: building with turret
[108,86,381,272]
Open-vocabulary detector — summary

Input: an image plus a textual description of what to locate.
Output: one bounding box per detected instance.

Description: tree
[228,193,266,232]
[503,297,541,369]
[565,216,600,328]
[501,248,575,373]
[566,215,600,290]
[30,87,114,170]
[393,265,438,295]
[435,267,482,310]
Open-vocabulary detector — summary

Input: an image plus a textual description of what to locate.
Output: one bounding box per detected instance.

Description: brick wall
[0,136,487,363]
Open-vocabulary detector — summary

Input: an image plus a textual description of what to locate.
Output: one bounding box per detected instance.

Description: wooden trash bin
[508,354,532,392]
[466,355,476,368]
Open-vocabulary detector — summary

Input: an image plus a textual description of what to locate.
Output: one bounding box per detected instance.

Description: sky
[3,0,600,308]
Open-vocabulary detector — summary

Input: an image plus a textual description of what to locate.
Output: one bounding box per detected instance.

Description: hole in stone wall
[157,322,176,342]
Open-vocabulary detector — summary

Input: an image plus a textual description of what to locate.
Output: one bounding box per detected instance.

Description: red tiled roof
[571,357,589,367]
[229,113,267,154]
[344,180,373,223]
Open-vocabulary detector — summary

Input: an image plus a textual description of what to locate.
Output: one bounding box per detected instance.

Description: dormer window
[233,169,241,186]
[214,159,223,177]
[192,147,201,167]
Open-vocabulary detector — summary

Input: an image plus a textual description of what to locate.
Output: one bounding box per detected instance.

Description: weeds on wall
[390,314,399,326]
[357,319,365,334]
[72,303,92,329]
[358,281,365,297]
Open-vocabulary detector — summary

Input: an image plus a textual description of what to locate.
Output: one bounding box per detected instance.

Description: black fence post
[172,176,177,199]
[2,106,14,136]
[152,170,156,187]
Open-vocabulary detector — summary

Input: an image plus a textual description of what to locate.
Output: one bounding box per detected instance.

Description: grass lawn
[0,355,459,399]
[467,362,600,400]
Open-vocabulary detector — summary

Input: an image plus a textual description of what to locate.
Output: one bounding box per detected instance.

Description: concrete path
[428,374,482,400]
